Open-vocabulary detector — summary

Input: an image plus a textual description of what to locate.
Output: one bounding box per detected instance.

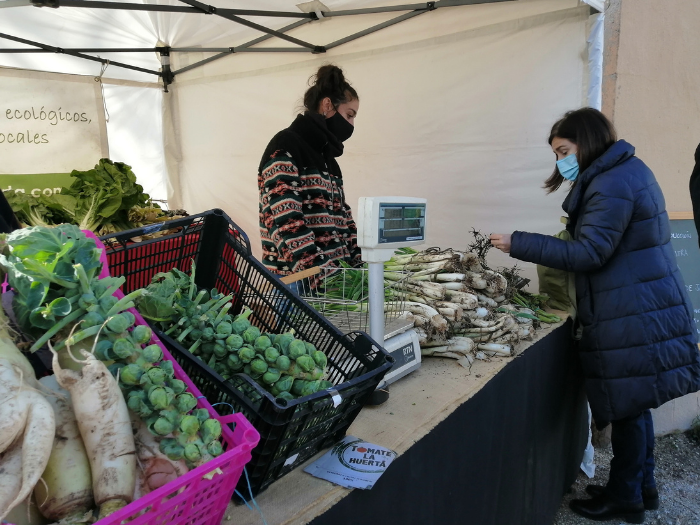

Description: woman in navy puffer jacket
[491,108,700,524]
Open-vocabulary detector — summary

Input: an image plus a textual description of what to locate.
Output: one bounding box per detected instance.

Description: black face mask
[325,110,354,143]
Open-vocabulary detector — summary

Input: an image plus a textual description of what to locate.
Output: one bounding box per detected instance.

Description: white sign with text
[0,67,108,175]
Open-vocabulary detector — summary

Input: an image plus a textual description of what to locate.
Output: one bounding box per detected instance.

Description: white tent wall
[170,0,589,287]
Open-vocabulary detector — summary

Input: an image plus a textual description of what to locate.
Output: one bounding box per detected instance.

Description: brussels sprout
[192,408,210,424]
[180,415,200,436]
[190,329,203,341]
[146,367,167,386]
[153,417,176,436]
[175,392,198,413]
[227,353,244,372]
[201,342,216,356]
[276,333,294,354]
[148,385,172,410]
[122,312,136,329]
[169,379,187,395]
[202,327,215,341]
[99,295,119,314]
[184,443,204,463]
[127,392,144,412]
[311,367,324,381]
[295,354,315,373]
[318,380,334,390]
[160,360,175,379]
[160,408,181,424]
[78,293,98,310]
[107,313,131,334]
[213,343,228,359]
[142,344,163,364]
[225,334,244,350]
[288,340,307,360]
[262,345,279,365]
[304,342,317,355]
[312,350,327,369]
[231,310,252,334]
[262,368,281,385]
[250,359,268,375]
[81,311,105,329]
[276,391,295,402]
[201,419,222,445]
[255,336,272,353]
[120,364,144,386]
[243,364,252,376]
[132,324,153,345]
[242,326,261,344]
[93,339,114,361]
[207,440,224,457]
[214,362,229,377]
[159,439,184,461]
[291,379,307,396]
[273,375,294,393]
[238,346,256,364]
[301,380,321,397]
[216,322,233,337]
[112,338,135,359]
[275,355,291,371]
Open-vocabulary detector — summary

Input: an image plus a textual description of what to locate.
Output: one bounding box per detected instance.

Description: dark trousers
[606,410,656,504]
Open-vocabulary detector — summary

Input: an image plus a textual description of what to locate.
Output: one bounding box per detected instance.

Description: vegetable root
[51,345,136,520]
[34,376,93,521]
[0,386,55,523]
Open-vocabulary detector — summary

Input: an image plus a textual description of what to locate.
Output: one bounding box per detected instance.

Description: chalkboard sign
[669,214,700,339]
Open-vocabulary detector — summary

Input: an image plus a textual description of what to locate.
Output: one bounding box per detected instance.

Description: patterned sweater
[258,112,362,276]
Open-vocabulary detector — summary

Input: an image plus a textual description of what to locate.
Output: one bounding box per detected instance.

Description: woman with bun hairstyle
[258,64,361,280]
[490,108,700,523]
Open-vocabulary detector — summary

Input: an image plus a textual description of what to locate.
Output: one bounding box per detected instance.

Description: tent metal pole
[171,51,231,76]
[237,19,312,49]
[0,32,162,76]
[53,0,198,13]
[174,0,323,52]
[34,0,313,17]
[324,8,428,50]
[323,0,512,16]
[171,20,314,75]
[0,48,161,53]
[170,47,311,53]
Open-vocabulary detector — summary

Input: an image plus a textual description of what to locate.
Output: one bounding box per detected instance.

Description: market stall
[0,1,601,524]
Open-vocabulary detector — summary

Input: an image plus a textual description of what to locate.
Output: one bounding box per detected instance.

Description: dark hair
[303,64,358,113]
[544,107,617,193]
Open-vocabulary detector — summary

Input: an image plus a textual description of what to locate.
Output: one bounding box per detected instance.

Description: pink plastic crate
[82,231,261,525]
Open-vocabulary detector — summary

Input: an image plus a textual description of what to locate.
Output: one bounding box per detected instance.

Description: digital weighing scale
[356,197,428,403]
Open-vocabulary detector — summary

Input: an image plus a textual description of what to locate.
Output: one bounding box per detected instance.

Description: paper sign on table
[304,435,397,489]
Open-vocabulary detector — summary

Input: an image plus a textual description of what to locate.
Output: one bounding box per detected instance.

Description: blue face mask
[556,154,579,181]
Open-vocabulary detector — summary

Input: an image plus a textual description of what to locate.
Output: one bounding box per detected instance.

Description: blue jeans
[606,410,656,504]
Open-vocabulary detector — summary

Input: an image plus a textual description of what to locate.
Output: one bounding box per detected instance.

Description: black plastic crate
[99,209,393,496]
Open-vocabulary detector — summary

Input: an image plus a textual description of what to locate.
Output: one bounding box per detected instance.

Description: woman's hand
[490,234,512,253]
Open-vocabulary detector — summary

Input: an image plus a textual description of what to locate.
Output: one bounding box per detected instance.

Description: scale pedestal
[357,197,428,406]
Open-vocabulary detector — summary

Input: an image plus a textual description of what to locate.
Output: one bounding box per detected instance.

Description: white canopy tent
[0,0,602,284]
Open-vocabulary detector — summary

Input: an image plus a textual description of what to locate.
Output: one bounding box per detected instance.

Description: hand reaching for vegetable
[489,234,512,254]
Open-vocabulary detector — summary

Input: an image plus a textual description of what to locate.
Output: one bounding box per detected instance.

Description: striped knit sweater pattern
[258,113,362,277]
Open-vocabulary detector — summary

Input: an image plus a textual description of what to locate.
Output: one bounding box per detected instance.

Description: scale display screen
[378,203,426,244]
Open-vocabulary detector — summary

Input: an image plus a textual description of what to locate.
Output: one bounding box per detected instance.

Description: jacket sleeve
[260,151,333,274]
[689,142,700,246]
[510,176,634,272]
[342,201,363,266]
